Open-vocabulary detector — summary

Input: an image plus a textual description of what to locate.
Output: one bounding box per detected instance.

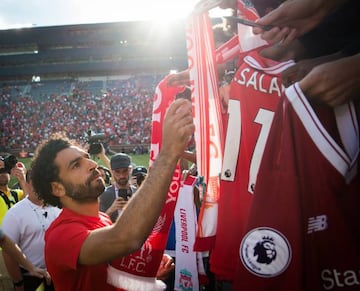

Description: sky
[0,0,228,30]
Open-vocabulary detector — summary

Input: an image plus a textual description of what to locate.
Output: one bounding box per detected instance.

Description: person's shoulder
[10,188,24,199]
[130,185,137,194]
[47,208,90,232]
[45,204,62,216]
[4,196,28,214]
[105,184,115,191]
[101,185,115,196]
[2,202,23,230]
[10,188,23,194]
[47,208,111,236]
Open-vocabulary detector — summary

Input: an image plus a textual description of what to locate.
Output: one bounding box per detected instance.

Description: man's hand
[10,163,26,183]
[156,254,175,281]
[161,99,195,161]
[253,0,346,45]
[28,267,52,285]
[106,197,128,216]
[299,54,360,107]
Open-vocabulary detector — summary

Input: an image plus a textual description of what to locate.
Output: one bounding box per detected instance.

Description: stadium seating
[0,74,163,155]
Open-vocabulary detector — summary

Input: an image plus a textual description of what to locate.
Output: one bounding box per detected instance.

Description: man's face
[54,146,105,203]
[0,172,10,187]
[111,167,131,188]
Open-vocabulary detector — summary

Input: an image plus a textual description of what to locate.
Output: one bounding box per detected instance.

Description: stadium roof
[0,20,191,82]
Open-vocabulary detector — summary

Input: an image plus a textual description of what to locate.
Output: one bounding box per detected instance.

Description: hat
[132,166,148,176]
[110,153,131,169]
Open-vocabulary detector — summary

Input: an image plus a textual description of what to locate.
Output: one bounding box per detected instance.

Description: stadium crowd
[0,75,162,154]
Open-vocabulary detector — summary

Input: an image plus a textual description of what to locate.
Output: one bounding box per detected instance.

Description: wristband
[13,279,24,287]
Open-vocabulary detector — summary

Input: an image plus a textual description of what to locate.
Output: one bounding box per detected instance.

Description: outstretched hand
[253,0,345,46]
[299,54,360,107]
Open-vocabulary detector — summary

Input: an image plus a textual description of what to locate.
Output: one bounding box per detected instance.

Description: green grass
[92,154,150,168]
[10,154,150,186]
[18,154,150,169]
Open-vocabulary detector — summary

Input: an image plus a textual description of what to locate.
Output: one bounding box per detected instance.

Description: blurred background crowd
[0,75,162,155]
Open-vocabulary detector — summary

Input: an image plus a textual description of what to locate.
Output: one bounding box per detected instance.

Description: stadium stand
[1,75,161,155]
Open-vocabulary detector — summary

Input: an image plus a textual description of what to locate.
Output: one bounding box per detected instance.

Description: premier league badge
[240,227,291,277]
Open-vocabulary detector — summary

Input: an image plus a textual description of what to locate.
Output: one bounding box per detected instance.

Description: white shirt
[2,196,61,268]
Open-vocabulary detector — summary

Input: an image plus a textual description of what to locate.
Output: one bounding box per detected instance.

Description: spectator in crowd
[131,165,148,188]
[0,158,27,289]
[29,98,194,291]
[99,153,136,223]
[98,166,112,186]
[0,229,49,290]
[2,170,60,291]
[0,158,26,225]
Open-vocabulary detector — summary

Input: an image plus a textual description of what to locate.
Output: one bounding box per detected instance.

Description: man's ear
[51,181,65,198]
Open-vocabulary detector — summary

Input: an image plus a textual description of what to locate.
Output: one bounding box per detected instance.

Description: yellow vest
[0,188,24,226]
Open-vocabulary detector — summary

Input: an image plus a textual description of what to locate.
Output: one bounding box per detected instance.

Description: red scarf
[108,76,185,290]
[186,7,224,251]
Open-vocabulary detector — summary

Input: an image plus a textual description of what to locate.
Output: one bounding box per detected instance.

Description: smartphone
[118,189,129,201]
[225,16,273,31]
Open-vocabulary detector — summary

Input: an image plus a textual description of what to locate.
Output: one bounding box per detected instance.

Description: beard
[62,170,105,203]
[116,178,129,187]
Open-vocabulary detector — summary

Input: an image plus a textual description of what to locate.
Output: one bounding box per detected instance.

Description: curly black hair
[30,133,76,208]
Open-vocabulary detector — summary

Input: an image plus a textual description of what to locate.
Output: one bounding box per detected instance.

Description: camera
[87,130,106,155]
[0,155,18,174]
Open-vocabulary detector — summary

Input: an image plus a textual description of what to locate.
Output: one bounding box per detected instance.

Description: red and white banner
[186,8,224,251]
[108,76,185,290]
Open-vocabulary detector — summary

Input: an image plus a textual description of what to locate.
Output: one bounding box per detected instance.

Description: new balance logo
[307,215,328,234]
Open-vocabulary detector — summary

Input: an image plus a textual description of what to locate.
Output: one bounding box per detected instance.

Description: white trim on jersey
[286,83,359,182]
[244,55,295,75]
[335,103,359,160]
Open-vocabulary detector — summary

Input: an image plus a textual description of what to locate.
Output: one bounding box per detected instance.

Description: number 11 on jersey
[221,99,274,194]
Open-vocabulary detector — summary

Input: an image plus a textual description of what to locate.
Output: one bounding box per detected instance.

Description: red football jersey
[210,49,294,281]
[234,83,360,290]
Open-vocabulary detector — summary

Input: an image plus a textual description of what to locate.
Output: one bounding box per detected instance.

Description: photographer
[0,155,26,225]
[99,153,136,223]
[131,165,148,188]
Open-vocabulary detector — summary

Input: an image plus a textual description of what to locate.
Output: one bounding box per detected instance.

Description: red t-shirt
[45,208,119,291]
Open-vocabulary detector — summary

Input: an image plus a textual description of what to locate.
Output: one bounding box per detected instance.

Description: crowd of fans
[0,74,164,154]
